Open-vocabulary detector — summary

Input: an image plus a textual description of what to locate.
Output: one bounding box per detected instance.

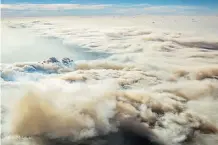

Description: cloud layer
[1,4,110,10]
[1,3,217,17]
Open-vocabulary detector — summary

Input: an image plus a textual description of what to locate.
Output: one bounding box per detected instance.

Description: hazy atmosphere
[1,0,218,145]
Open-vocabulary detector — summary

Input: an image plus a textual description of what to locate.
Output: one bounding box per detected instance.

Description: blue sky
[1,0,218,17]
[2,0,218,6]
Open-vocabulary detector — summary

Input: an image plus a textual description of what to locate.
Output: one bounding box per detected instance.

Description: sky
[1,0,218,6]
[1,0,218,17]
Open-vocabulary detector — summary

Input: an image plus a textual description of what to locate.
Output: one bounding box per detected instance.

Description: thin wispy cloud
[111,4,214,15]
[1,3,217,17]
[0,4,110,10]
[143,5,206,13]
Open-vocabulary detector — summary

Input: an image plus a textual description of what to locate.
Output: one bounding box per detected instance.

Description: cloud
[143,5,206,14]
[111,5,212,15]
[0,4,110,10]
[1,3,217,17]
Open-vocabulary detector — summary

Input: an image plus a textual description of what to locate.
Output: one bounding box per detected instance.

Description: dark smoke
[44,117,165,145]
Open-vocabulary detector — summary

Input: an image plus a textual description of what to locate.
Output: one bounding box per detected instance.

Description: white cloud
[108,5,209,15]
[0,3,216,16]
[143,5,205,13]
[113,5,214,15]
[0,4,110,10]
